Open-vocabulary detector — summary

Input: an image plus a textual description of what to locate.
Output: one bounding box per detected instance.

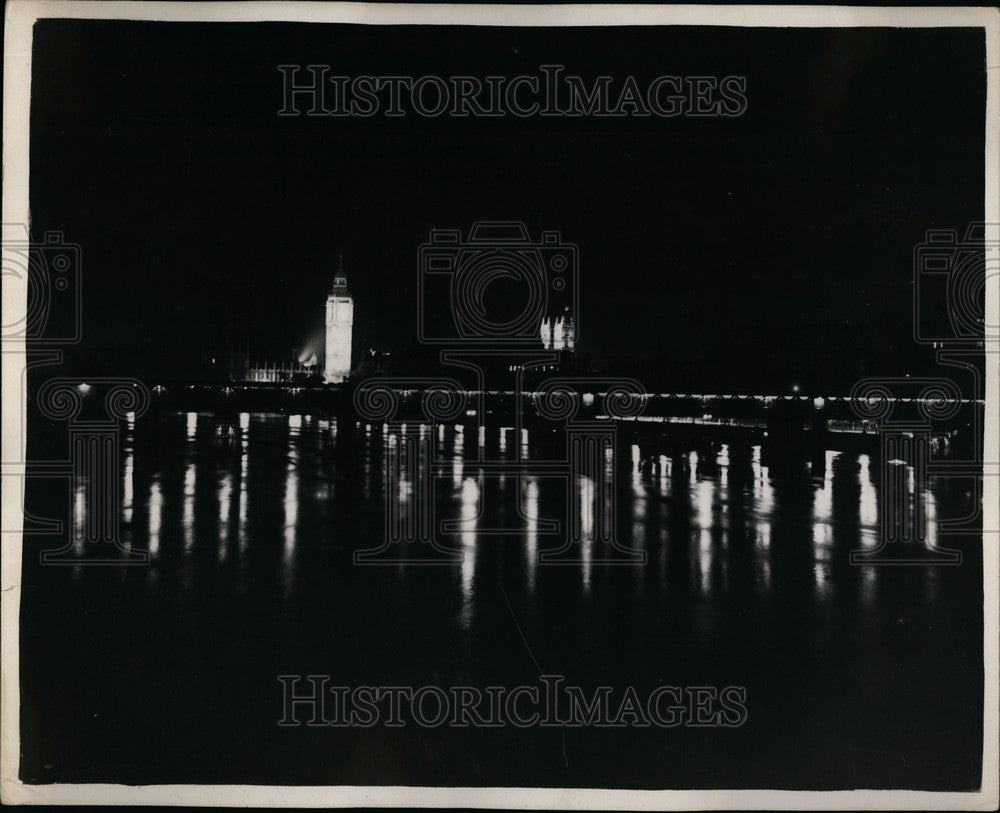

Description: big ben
[324,256,354,384]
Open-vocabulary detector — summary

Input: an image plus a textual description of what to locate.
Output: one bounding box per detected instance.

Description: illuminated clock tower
[324,255,354,384]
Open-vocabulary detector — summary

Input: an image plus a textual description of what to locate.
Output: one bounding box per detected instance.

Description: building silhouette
[540,306,575,352]
[324,254,354,384]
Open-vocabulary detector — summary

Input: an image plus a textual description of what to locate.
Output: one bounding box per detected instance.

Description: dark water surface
[20,412,984,789]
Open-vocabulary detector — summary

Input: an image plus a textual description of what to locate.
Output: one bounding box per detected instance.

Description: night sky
[29,20,986,391]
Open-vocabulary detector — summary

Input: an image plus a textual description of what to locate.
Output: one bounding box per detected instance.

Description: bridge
[137,379,981,471]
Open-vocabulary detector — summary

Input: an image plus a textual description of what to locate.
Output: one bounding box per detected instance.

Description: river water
[19,411,984,789]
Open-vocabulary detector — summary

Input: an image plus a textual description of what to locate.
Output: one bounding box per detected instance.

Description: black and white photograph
[1,2,997,808]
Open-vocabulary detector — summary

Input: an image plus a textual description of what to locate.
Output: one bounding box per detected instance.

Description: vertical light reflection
[631,445,646,555]
[854,453,880,556]
[923,489,940,605]
[182,412,198,552]
[858,454,878,526]
[925,487,938,553]
[751,445,774,515]
[579,474,595,591]
[717,444,730,490]
[362,420,373,499]
[695,480,714,530]
[658,454,671,497]
[459,477,479,619]
[604,441,616,542]
[182,460,195,552]
[285,415,299,565]
[813,450,838,522]
[123,442,134,532]
[523,477,539,594]
[395,435,413,503]
[123,411,135,548]
[697,528,712,593]
[860,563,876,602]
[239,447,249,555]
[452,428,465,486]
[148,477,162,557]
[716,443,730,467]
[756,522,771,552]
[72,478,86,556]
[811,450,837,598]
[751,444,773,591]
[218,469,232,561]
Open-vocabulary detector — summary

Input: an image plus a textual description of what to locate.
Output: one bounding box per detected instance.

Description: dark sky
[29,19,986,391]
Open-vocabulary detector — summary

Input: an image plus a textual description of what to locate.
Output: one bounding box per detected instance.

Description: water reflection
[858,453,879,552]
[72,479,86,555]
[123,434,135,540]
[579,474,594,589]
[25,409,983,792]
[523,476,540,592]
[459,476,479,622]
[285,415,300,567]
[148,476,162,557]
[218,469,232,561]
[182,458,195,553]
[239,421,249,554]
[812,450,838,599]
[97,413,970,624]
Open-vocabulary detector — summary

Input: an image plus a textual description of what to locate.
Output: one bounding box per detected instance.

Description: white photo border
[2,3,997,809]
